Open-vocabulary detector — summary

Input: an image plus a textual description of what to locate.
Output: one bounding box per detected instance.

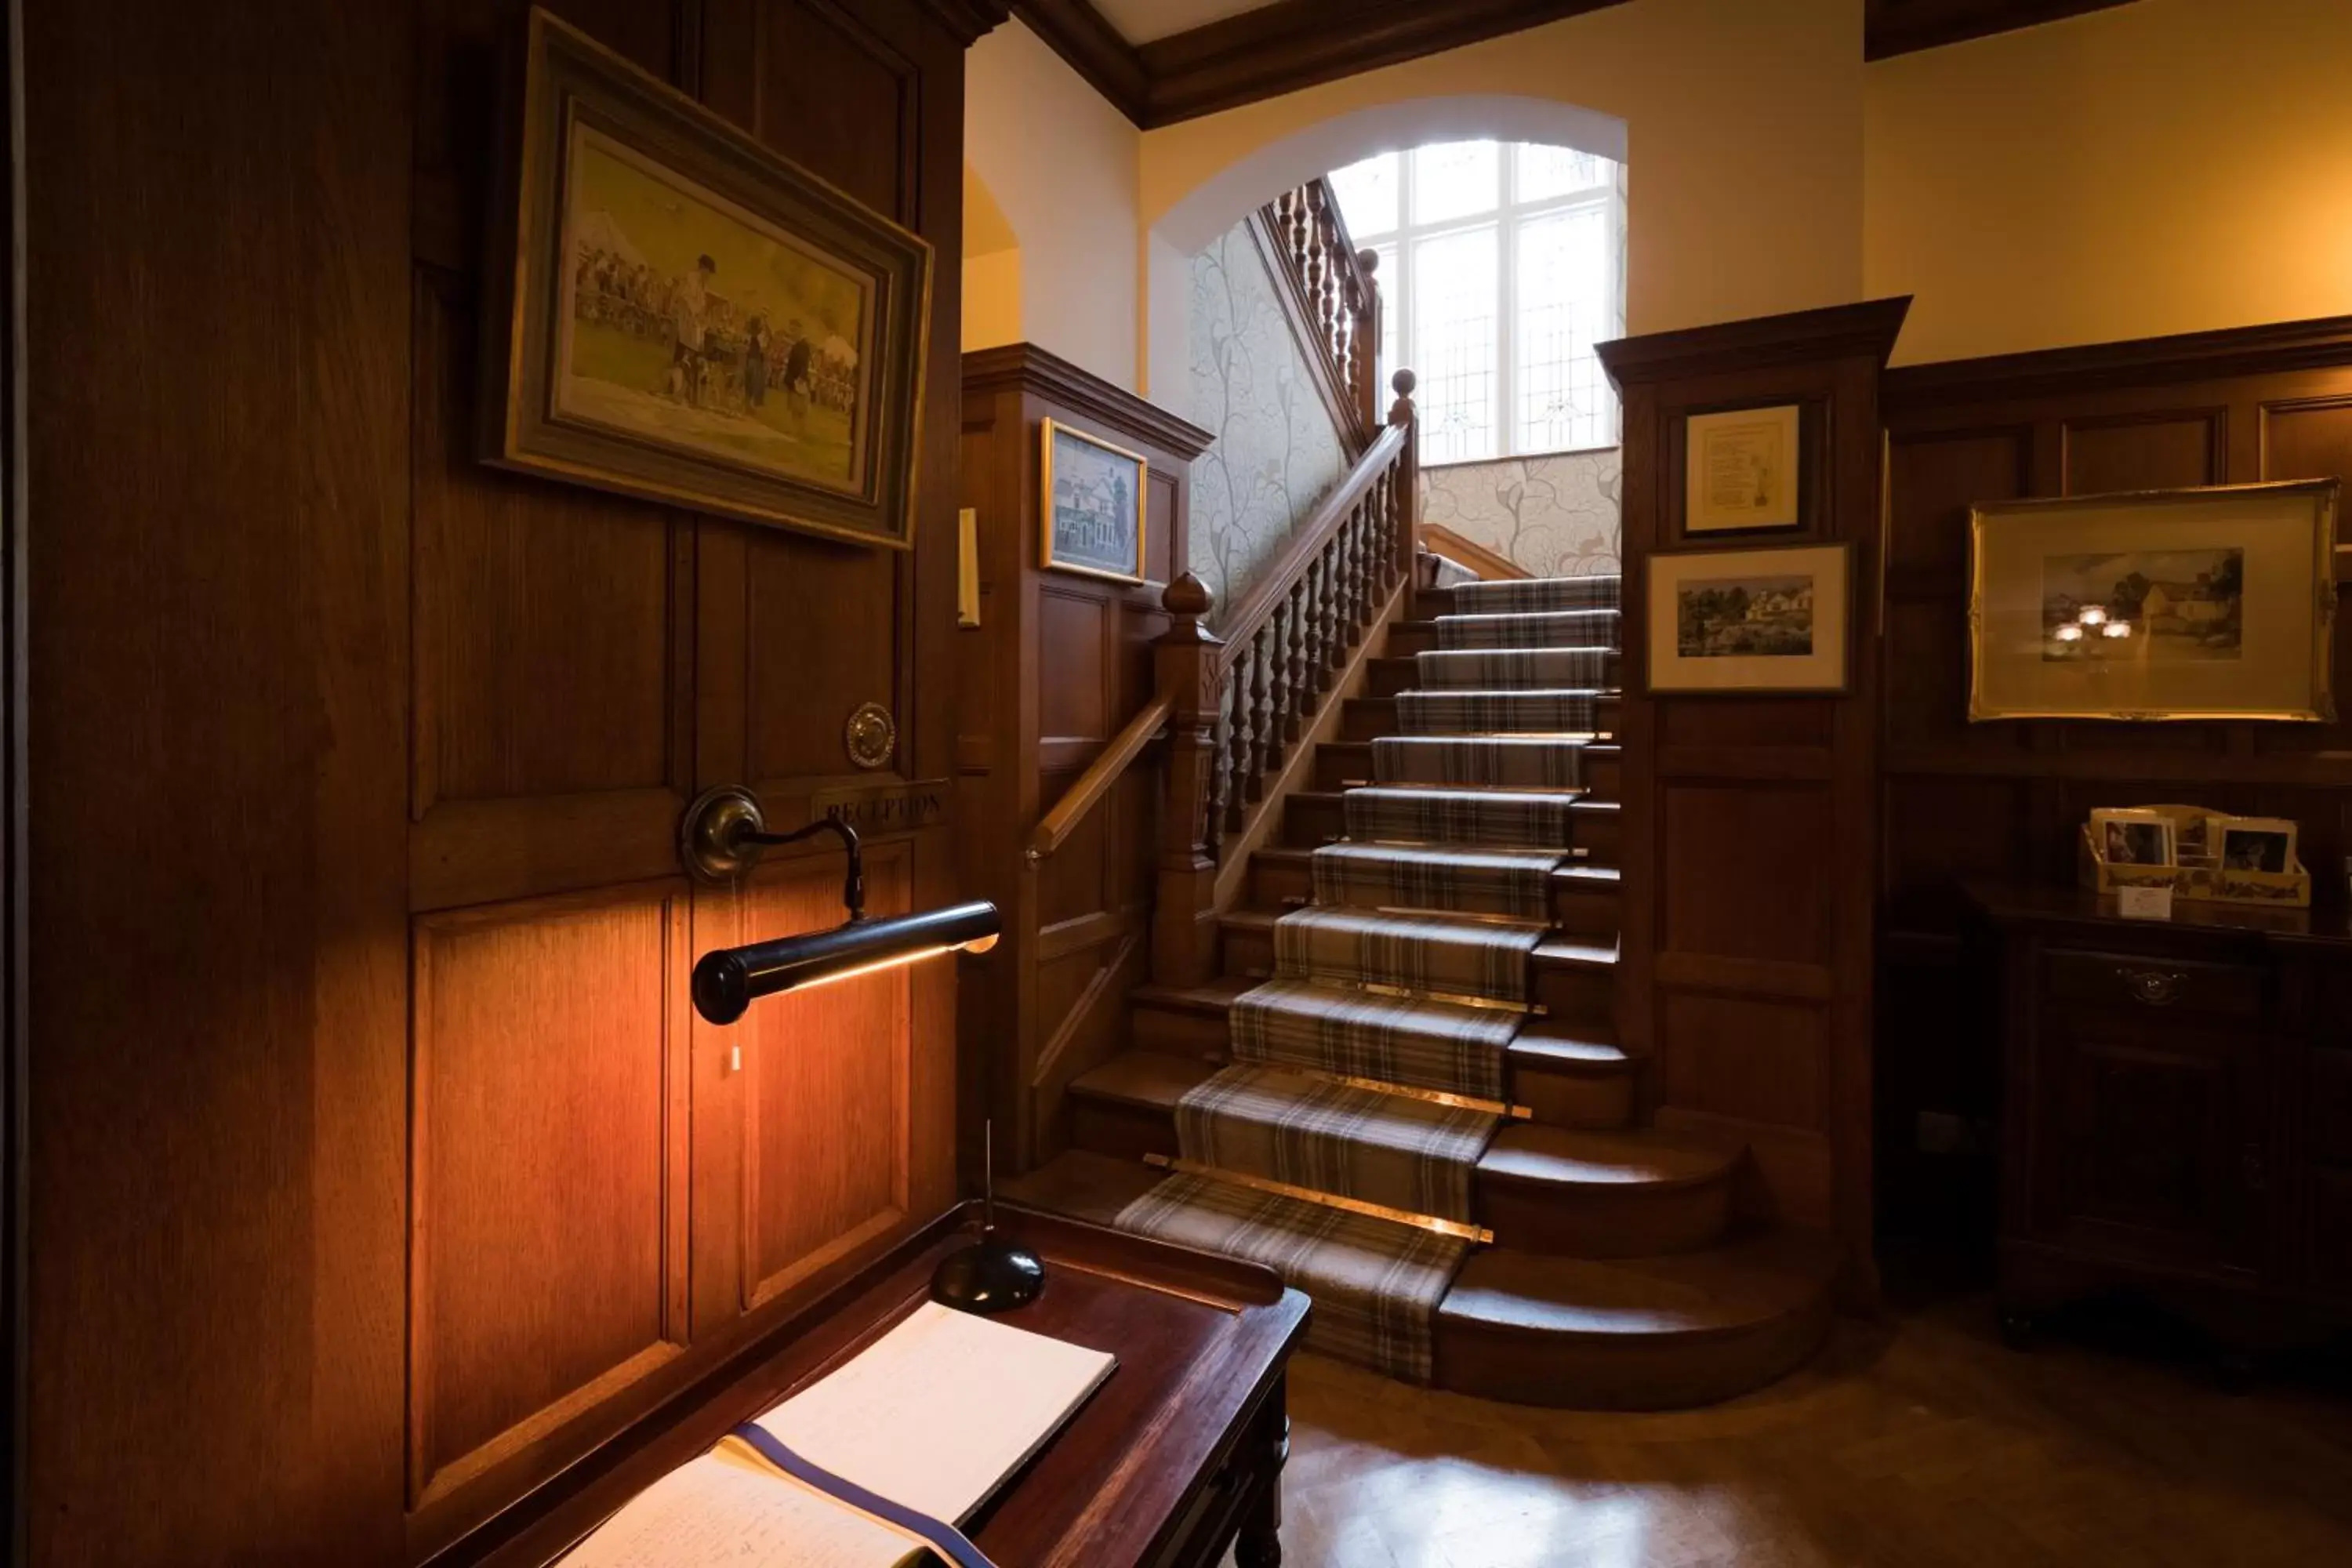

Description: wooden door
[408,0,968,1552]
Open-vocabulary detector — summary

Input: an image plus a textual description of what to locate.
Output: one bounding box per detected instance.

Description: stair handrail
[1262,178,1384,442]
[1150,371,1420,989]
[1025,691,1174,865]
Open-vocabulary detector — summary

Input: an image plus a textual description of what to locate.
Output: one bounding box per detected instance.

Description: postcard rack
[2079,803,2312,909]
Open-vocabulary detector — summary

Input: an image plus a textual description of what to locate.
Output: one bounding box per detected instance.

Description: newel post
[1152,572,1225,989]
[1355,248,1382,434]
[1388,368,1419,590]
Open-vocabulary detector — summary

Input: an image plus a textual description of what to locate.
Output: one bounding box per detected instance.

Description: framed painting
[1040,419,1147,584]
[1683,404,1801,534]
[1646,542,1850,694]
[481,9,932,549]
[1968,480,2338,721]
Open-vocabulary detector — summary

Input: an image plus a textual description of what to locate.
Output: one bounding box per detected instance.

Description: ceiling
[1089,0,1279,44]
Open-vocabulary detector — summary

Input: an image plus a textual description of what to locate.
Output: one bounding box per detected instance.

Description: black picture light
[681,793,1000,1025]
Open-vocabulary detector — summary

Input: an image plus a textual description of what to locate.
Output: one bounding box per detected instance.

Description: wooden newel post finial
[1161,569,1214,628]
[1388,367,1417,427]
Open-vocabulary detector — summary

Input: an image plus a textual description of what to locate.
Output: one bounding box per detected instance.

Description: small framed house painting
[481,9,933,549]
[1646,542,1851,694]
[1040,419,1148,584]
[1683,404,1802,533]
[1968,480,2338,721]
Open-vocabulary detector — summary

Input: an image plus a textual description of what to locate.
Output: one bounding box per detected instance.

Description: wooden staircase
[1015,579,1841,1410]
[1009,178,1837,1408]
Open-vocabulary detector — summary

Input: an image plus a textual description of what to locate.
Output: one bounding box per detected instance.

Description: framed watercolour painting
[1040,419,1147,584]
[1683,404,1801,533]
[1968,480,2338,721]
[1646,542,1850,694]
[481,9,933,548]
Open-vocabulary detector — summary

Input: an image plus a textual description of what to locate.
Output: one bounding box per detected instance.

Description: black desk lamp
[682,786,1044,1314]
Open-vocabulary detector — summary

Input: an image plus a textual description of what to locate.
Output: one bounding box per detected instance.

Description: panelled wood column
[1599,299,1910,1304]
[957,345,1212,1174]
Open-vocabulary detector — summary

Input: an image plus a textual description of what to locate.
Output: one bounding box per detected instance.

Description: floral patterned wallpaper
[1188,222,1351,625]
[1421,448,1622,580]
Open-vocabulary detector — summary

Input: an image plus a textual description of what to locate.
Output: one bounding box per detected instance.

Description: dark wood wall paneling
[957,344,1211,1174]
[1602,299,1911,1301]
[1877,314,2352,1250]
[21,0,1006,1561]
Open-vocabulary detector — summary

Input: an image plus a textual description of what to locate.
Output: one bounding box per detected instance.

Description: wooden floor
[1240,1292,2352,1567]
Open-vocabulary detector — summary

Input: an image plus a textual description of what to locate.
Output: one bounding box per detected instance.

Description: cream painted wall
[965,19,1142,386]
[1867,0,2352,365]
[1141,0,1867,387]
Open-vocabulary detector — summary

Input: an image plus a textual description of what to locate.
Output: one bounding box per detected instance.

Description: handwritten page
[560,1449,920,1568]
[751,1301,1117,1526]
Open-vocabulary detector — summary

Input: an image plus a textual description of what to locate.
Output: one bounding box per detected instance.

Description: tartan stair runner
[1173,1065,1499,1223]
[1312,842,1564,920]
[1116,570,1624,1383]
[1117,1171,1467,1384]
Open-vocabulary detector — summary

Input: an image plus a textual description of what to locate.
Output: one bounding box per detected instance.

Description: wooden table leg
[1236,1377,1288,1568]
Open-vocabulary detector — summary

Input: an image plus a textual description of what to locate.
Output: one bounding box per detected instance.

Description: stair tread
[999,1149,1167,1228]
[1316,841,1570,869]
[1552,864,1622,886]
[1534,936,1619,968]
[1476,1124,1738,1191]
[1345,785,1583,807]
[1439,1230,1842,1339]
[1508,1029,1630,1071]
[1069,1051,1218,1110]
[1570,797,1621,814]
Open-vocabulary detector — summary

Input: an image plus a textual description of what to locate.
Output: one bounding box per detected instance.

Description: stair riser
[1313,743,1374,790]
[1573,811,1621,867]
[1250,856,1313,908]
[1536,965,1614,1025]
[1511,1065,1635,1131]
[1480,1174,1732,1258]
[1065,1087,1707,1251]
[1281,794,1345,847]
[1219,923,1276,979]
[1434,1294,1834,1411]
[1350,693,1622,742]
[1583,753,1621,799]
[1387,625,1436,656]
[1131,1004,1231,1058]
[1553,883,1619,938]
[1371,654,1625,699]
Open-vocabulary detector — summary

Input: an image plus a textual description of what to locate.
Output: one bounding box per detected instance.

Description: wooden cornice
[1006,0,1149,121]
[1006,0,2144,126]
[1597,297,1914,389]
[1882,312,2352,410]
[1011,0,1628,129]
[921,0,1015,47]
[1864,0,2139,61]
[960,341,1216,457]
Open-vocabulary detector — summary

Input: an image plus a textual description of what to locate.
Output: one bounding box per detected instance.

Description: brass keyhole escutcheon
[845,702,897,771]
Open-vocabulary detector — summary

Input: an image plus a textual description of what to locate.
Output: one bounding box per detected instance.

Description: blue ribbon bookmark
[730,1424,1000,1568]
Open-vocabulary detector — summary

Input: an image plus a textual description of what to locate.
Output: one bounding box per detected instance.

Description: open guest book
[562,1302,1116,1567]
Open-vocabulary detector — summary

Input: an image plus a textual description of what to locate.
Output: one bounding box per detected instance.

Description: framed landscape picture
[1683,404,1801,534]
[1968,480,2338,721]
[1040,419,1147,584]
[481,9,933,548]
[1646,542,1850,694]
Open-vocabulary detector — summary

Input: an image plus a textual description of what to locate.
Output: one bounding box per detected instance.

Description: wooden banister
[1258,177,1384,445]
[1215,423,1403,647]
[1149,369,1420,988]
[1027,691,1174,864]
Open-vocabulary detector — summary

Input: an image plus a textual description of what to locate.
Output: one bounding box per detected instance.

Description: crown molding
[1883,313,2352,408]
[960,342,1216,457]
[921,0,1015,47]
[1598,297,1915,388]
[1863,0,2140,61]
[1007,0,1149,120]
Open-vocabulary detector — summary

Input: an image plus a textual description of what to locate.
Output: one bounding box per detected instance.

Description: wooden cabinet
[1968,884,2352,1357]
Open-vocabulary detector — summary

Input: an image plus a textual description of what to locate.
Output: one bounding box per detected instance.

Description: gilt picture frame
[1039,419,1148,585]
[481,9,933,549]
[1967,480,2339,722]
[1646,541,1851,694]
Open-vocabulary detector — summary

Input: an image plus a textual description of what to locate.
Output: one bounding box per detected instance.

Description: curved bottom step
[1436,1230,1841,1410]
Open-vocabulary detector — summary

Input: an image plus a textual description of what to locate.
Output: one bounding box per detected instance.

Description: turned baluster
[1282,581,1309,744]
[1204,664,1232,857]
[1305,555,1330,693]
[1347,506,1371,642]
[1223,644,1254,830]
[1264,602,1294,764]
[1321,544,1348,675]
[1333,514,1359,651]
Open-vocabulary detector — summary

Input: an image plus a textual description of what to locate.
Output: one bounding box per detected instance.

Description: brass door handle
[2114,965,2187,1006]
